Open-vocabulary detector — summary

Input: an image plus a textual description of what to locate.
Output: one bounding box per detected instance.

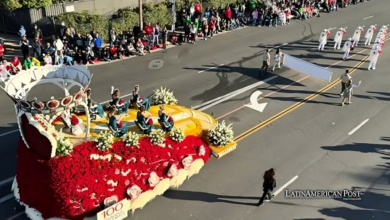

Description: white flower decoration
[152,87,178,105]
[169,127,185,143]
[149,129,165,145]
[182,155,193,170]
[127,185,142,199]
[168,164,178,177]
[208,120,234,147]
[148,172,160,187]
[103,195,118,207]
[198,145,206,156]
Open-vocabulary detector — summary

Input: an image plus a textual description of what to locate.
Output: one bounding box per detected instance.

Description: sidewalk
[0,26,247,66]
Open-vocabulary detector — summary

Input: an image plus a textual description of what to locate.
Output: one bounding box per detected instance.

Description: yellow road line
[234,36,389,142]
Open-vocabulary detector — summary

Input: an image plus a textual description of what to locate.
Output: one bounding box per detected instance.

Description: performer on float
[318,29,331,51]
[368,45,381,71]
[364,24,377,46]
[132,85,150,111]
[334,27,347,49]
[136,105,153,134]
[342,38,353,60]
[352,26,364,47]
[61,109,86,135]
[86,88,104,120]
[158,105,174,132]
[109,87,129,114]
[107,107,127,137]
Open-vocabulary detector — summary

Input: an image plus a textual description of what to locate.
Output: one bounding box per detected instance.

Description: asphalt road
[1,1,390,219]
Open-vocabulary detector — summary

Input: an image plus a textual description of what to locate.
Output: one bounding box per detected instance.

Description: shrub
[143,3,173,28]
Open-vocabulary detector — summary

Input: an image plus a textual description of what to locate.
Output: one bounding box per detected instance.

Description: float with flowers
[0,66,237,220]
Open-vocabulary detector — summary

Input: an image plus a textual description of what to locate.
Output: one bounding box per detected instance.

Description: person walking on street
[339,70,351,97]
[272,49,282,71]
[259,49,270,78]
[258,168,276,206]
[341,79,353,106]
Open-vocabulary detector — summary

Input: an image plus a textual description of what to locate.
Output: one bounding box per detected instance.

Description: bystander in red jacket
[144,24,153,35]
[195,3,202,14]
[225,8,232,19]
[208,20,215,30]
[0,44,4,61]
[109,46,117,56]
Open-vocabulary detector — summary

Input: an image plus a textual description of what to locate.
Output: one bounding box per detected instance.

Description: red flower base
[16,135,211,219]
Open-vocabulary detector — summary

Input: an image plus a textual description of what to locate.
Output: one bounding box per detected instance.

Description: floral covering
[16,135,211,219]
[123,131,140,147]
[152,87,178,105]
[94,131,114,151]
[148,129,165,145]
[169,127,185,143]
[55,130,73,156]
[208,120,234,147]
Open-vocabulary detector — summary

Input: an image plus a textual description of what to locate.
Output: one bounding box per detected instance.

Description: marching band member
[318,29,331,51]
[368,45,381,71]
[342,38,353,60]
[107,107,127,137]
[352,26,364,47]
[364,25,377,46]
[334,28,347,50]
[109,87,129,114]
[132,85,150,111]
[379,25,388,35]
[86,89,104,120]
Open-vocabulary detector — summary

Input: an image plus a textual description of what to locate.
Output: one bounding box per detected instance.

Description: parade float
[0,66,237,220]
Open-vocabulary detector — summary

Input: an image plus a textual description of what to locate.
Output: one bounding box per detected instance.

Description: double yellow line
[234,36,389,142]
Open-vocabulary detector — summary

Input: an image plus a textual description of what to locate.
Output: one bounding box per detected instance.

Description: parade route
[1,1,390,219]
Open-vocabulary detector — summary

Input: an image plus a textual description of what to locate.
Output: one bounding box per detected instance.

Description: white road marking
[363,16,373,20]
[198,64,225,73]
[274,43,288,48]
[273,175,299,196]
[0,193,14,204]
[0,130,18,137]
[0,176,14,186]
[348,119,369,135]
[245,91,268,112]
[197,76,278,111]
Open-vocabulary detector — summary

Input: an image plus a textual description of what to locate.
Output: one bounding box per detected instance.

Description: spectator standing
[55,36,64,53]
[208,18,216,38]
[110,28,117,47]
[152,24,160,46]
[258,168,276,206]
[32,38,42,58]
[161,28,168,49]
[18,26,26,37]
[252,9,259,26]
[0,42,4,62]
[225,7,232,28]
[194,2,202,18]
[201,17,208,41]
[259,49,270,77]
[189,3,195,19]
[32,25,43,40]
[19,35,30,60]
[93,33,102,59]
[133,24,141,42]
[60,22,66,38]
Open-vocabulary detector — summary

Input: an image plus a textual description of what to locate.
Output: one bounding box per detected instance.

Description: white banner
[283,54,333,83]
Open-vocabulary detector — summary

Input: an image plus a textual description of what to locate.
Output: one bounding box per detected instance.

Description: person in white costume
[61,109,86,135]
[368,47,382,70]
[352,26,364,47]
[272,48,283,71]
[379,25,388,34]
[318,29,331,51]
[364,25,377,46]
[342,38,353,60]
[334,28,347,49]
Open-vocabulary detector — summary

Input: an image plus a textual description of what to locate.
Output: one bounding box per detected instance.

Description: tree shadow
[321,142,390,155]
[163,190,259,206]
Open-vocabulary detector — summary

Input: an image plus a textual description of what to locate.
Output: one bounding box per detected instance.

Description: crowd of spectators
[0,0,368,75]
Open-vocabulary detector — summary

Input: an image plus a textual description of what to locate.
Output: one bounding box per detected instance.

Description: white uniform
[364,25,377,46]
[342,39,352,60]
[318,29,330,51]
[368,49,380,70]
[334,28,346,49]
[352,26,364,47]
[272,53,282,71]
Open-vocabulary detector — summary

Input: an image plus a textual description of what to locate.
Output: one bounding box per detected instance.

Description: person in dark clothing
[32,38,42,58]
[258,168,276,206]
[32,25,43,40]
[133,24,141,42]
[19,36,30,60]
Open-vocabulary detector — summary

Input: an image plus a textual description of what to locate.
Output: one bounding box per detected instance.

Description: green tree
[0,0,54,11]
[111,9,139,33]
[143,2,173,28]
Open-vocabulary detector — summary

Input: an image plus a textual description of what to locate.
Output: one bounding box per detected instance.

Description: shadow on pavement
[163,190,259,206]
[321,142,390,155]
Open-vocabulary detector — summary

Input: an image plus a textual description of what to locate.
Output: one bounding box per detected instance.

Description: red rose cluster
[16,135,211,219]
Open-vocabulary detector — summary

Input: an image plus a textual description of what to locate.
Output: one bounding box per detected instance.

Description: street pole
[139,0,143,29]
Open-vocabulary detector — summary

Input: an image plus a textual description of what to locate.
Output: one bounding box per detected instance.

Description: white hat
[348,37,352,41]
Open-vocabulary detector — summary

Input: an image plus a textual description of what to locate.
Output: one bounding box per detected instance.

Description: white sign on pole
[97,199,130,220]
